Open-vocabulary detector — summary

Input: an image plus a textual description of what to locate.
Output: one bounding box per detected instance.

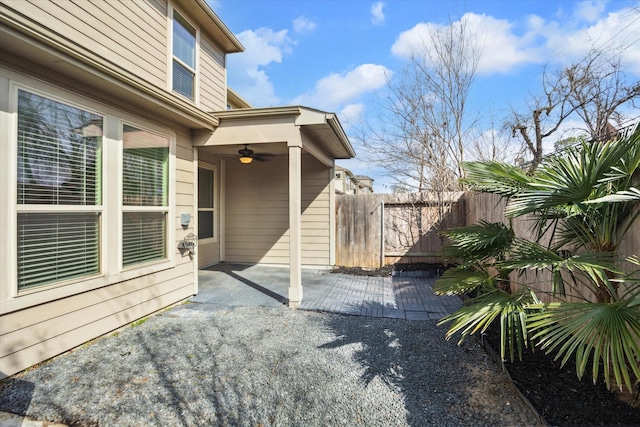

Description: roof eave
[211,105,356,159]
[181,0,245,53]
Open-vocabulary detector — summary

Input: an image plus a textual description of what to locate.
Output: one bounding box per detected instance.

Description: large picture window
[16,90,103,290]
[122,125,169,267]
[172,11,196,100]
[198,167,215,240]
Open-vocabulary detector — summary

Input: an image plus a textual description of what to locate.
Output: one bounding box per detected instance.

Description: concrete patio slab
[193,263,462,320]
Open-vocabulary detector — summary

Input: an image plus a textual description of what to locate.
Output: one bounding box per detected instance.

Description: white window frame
[11,82,106,295]
[197,162,217,244]
[0,69,176,314]
[168,4,199,104]
[121,122,174,271]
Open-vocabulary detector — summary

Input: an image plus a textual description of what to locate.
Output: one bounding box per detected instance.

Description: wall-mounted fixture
[178,232,197,257]
[181,213,191,228]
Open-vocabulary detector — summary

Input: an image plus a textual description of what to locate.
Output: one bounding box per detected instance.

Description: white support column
[288,142,303,307]
[329,161,336,266]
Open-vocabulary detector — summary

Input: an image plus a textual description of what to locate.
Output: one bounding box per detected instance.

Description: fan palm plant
[435,128,640,392]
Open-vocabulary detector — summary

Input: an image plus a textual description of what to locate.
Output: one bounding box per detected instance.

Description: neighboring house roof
[227,88,253,109]
[208,106,356,160]
[335,166,354,180]
[335,167,374,193]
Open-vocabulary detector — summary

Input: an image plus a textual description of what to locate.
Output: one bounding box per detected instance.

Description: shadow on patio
[193,263,461,320]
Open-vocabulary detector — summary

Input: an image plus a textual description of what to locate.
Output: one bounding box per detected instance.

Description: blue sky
[209,1,640,192]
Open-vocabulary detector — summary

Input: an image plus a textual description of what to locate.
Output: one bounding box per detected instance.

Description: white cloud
[391,5,640,76]
[235,27,294,68]
[293,15,316,33]
[227,27,296,106]
[339,103,365,128]
[465,13,543,74]
[291,64,392,111]
[543,7,640,73]
[391,13,542,75]
[371,2,385,25]
[573,1,607,23]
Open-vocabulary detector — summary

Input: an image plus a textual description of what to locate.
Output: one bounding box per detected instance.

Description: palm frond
[438,289,539,361]
[498,238,620,299]
[586,187,640,203]
[528,300,640,392]
[505,137,635,218]
[433,267,494,296]
[460,161,533,197]
[441,221,514,263]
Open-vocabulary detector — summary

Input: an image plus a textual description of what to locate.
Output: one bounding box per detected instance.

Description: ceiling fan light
[239,156,253,164]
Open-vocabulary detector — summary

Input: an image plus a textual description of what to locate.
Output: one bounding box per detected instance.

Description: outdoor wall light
[239,156,253,164]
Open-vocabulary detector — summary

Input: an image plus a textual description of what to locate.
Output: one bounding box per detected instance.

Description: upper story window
[172,11,196,100]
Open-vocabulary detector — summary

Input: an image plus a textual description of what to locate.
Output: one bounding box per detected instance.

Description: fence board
[335,194,383,268]
[335,192,465,267]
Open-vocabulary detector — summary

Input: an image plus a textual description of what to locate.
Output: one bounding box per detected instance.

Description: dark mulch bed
[330,263,443,277]
[483,327,640,426]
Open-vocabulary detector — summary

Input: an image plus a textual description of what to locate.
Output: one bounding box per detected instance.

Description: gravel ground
[0,303,539,426]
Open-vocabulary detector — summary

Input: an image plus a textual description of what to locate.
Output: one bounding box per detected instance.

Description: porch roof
[198,106,356,161]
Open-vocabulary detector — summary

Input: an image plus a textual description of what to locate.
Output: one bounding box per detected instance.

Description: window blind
[198,211,214,239]
[172,62,195,99]
[122,125,169,267]
[122,212,167,267]
[172,12,195,99]
[17,90,102,205]
[17,213,100,290]
[198,167,214,239]
[198,167,213,208]
[173,12,195,67]
[123,125,168,206]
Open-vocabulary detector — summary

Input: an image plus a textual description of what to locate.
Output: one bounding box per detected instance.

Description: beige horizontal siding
[301,155,331,265]
[9,0,168,88]
[1,261,193,351]
[225,228,289,238]
[224,156,289,264]
[198,241,220,268]
[224,153,332,266]
[199,34,226,111]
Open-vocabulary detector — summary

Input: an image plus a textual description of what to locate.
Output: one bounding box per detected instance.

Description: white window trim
[11,81,107,298]
[120,121,175,271]
[0,70,176,314]
[197,162,217,244]
[168,3,200,105]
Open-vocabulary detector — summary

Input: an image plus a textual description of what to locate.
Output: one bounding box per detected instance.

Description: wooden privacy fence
[335,191,639,274]
[465,191,640,303]
[335,192,466,268]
